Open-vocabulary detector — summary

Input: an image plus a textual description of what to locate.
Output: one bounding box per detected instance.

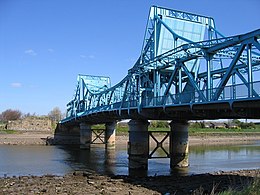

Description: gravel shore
[0,169,259,194]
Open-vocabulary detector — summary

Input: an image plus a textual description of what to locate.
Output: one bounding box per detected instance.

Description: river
[0,142,259,177]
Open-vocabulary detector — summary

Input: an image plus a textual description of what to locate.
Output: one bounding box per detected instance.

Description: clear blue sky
[1,0,259,115]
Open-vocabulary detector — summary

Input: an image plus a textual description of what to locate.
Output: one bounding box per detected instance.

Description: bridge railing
[66,81,260,121]
[141,81,260,108]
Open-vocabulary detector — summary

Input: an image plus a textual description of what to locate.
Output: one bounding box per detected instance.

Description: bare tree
[0,109,22,122]
[22,112,37,118]
[48,107,62,122]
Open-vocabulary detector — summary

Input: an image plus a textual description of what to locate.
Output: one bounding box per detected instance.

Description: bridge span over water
[58,6,260,173]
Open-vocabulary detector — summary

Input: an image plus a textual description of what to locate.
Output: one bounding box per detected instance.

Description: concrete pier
[104,149,116,175]
[128,119,149,174]
[105,121,116,149]
[80,123,92,149]
[169,120,189,168]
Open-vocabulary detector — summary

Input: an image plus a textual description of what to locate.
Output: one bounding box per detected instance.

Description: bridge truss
[61,6,260,124]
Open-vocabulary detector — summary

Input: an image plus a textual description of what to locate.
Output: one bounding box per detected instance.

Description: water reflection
[0,142,259,177]
[61,145,128,176]
[189,143,260,174]
[0,145,73,176]
[60,142,260,177]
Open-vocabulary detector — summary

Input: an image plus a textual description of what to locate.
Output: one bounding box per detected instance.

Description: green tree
[190,122,205,129]
[232,119,256,129]
[150,120,169,128]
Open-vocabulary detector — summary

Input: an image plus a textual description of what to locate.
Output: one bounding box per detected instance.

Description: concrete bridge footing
[105,122,116,149]
[78,119,189,174]
[80,123,92,149]
[170,120,189,168]
[128,119,149,174]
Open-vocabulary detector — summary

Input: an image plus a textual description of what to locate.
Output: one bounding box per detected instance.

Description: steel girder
[61,6,260,124]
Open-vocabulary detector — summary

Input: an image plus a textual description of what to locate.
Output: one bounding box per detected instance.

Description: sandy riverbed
[0,132,260,146]
[0,132,53,145]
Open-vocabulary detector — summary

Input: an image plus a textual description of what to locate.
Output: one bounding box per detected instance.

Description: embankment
[0,132,260,146]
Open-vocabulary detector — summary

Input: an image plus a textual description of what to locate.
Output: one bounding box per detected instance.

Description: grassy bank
[0,129,18,134]
[92,123,260,136]
[1,123,260,136]
[220,177,260,195]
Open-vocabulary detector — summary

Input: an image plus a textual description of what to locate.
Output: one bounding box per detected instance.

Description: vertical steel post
[178,66,182,103]
[247,44,253,97]
[207,56,212,101]
[174,38,177,49]
[169,120,189,168]
[153,7,159,99]
[128,119,149,174]
[105,121,116,149]
[80,123,92,149]
[208,19,213,40]
[154,6,157,58]
[207,19,213,101]
[232,73,236,99]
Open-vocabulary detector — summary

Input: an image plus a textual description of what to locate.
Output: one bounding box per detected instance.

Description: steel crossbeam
[91,129,105,144]
[149,131,170,159]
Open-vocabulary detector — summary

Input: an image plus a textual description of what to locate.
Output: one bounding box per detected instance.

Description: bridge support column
[80,123,92,149]
[105,121,116,149]
[128,119,149,175]
[170,120,189,168]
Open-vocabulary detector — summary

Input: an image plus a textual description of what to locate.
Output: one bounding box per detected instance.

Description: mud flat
[0,132,52,145]
[0,132,260,146]
[116,133,260,146]
[0,169,259,195]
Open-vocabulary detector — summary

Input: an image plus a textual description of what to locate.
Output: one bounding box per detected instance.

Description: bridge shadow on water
[58,145,257,194]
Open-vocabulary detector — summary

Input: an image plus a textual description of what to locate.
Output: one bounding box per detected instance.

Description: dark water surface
[0,141,259,177]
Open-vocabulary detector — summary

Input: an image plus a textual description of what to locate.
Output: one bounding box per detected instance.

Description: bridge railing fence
[140,81,260,108]
[68,81,260,119]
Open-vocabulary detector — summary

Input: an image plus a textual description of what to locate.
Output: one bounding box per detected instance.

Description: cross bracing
[61,6,260,124]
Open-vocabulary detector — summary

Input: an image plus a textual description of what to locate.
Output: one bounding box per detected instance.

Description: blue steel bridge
[58,6,260,172]
[61,6,260,124]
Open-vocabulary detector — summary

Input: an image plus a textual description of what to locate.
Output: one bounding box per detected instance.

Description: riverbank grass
[0,129,18,134]
[219,177,260,195]
[92,123,260,135]
[1,122,260,135]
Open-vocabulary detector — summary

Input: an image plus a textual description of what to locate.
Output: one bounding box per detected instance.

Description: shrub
[190,122,205,129]
[232,119,256,129]
[150,120,169,128]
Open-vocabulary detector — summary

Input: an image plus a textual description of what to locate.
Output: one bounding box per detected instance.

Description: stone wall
[7,117,53,131]
[0,123,6,129]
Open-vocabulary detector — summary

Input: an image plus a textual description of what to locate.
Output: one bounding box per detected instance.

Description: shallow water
[0,141,259,177]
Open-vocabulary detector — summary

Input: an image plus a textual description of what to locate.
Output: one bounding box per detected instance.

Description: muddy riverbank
[0,132,52,145]
[0,169,259,194]
[0,132,260,146]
